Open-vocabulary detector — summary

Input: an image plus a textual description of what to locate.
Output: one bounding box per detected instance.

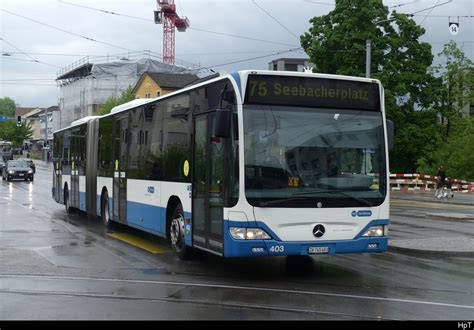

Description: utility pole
[44,108,49,162]
[366,39,371,78]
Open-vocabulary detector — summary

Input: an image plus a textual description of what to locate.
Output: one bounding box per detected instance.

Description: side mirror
[214,109,231,138]
[386,120,394,150]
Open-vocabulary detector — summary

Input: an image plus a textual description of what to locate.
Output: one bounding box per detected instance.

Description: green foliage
[96,86,135,116]
[0,119,33,147]
[300,0,444,173]
[433,41,474,136]
[0,97,16,117]
[417,119,474,181]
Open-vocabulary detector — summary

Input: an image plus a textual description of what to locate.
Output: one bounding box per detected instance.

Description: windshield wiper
[257,197,310,207]
[292,189,374,207]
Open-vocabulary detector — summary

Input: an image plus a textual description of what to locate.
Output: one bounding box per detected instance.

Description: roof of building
[133,72,200,93]
[269,58,309,64]
[16,107,39,117]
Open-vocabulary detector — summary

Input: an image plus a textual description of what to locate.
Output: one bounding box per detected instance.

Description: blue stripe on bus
[79,192,86,212]
[223,219,389,257]
[95,198,192,242]
[127,201,165,235]
[230,71,242,95]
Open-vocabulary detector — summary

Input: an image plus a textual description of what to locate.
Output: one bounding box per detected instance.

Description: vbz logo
[147,186,155,194]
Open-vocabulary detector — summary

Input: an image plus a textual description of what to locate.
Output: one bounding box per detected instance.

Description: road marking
[1,274,473,310]
[391,199,474,210]
[107,233,171,254]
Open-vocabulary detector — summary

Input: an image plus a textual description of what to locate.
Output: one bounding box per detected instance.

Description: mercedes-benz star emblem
[313,224,325,238]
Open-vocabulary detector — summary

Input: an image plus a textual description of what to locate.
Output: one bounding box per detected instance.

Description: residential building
[133,72,199,99]
[17,106,60,156]
[268,58,313,72]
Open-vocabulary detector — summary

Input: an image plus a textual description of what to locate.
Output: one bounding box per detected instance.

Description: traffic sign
[449,22,459,36]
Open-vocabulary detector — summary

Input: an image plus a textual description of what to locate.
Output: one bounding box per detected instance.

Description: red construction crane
[154,0,190,65]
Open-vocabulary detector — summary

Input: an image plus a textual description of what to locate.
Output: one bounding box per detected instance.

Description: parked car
[2,160,34,182]
[21,158,36,173]
[0,158,5,174]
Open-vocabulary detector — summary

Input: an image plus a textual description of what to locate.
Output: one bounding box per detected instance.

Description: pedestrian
[435,166,446,198]
[445,177,454,199]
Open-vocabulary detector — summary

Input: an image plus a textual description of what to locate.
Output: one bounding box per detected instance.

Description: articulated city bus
[53,70,392,259]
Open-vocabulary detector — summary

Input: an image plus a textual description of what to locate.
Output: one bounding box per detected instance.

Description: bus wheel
[64,186,74,214]
[170,204,192,260]
[101,191,111,227]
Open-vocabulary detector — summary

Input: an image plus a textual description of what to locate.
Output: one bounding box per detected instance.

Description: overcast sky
[1,0,472,108]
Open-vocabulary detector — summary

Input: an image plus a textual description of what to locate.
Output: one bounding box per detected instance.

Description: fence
[390,173,474,193]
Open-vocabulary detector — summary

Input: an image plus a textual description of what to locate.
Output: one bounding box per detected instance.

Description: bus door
[54,161,62,204]
[70,129,80,209]
[70,158,79,209]
[192,113,224,254]
[113,114,129,224]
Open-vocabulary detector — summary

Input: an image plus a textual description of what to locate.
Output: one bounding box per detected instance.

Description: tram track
[0,287,385,320]
[0,274,472,314]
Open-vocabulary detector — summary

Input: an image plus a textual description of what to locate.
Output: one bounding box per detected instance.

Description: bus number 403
[269,245,284,253]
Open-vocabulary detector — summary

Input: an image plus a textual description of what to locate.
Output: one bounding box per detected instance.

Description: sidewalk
[389,237,474,257]
[390,189,474,206]
[389,191,474,257]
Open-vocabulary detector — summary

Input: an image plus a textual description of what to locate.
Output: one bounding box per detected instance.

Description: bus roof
[54,116,100,134]
[56,70,382,132]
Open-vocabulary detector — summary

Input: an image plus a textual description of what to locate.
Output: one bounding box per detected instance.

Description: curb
[391,196,474,207]
[388,245,474,258]
[427,214,474,221]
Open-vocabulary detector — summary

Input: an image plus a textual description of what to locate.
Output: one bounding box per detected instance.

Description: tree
[300,0,443,172]
[414,42,474,180]
[0,120,33,147]
[96,86,135,116]
[0,97,16,117]
[434,41,474,137]
[417,118,474,181]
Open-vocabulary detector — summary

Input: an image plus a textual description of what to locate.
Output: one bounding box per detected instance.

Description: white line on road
[1,274,472,310]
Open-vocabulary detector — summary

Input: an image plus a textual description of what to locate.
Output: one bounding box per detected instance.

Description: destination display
[245,75,381,111]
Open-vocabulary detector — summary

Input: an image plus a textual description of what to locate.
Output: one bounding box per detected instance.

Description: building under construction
[56,53,203,129]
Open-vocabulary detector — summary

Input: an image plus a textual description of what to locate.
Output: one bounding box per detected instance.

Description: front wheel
[170,204,193,260]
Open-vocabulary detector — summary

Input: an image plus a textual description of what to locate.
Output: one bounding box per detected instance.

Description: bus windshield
[243,105,387,208]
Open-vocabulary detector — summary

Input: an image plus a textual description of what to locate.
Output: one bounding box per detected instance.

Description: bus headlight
[362,225,386,237]
[229,227,271,240]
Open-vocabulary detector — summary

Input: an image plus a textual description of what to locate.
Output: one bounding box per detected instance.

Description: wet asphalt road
[0,162,472,320]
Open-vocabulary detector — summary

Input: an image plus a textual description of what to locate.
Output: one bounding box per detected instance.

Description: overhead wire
[0,8,137,52]
[200,47,304,69]
[57,0,300,48]
[0,37,61,68]
[251,0,300,41]
[420,0,442,25]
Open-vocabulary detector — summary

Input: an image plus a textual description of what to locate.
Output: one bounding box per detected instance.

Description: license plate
[308,246,329,254]
[18,173,24,176]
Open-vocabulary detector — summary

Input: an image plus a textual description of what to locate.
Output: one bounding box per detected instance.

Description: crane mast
[154,0,190,65]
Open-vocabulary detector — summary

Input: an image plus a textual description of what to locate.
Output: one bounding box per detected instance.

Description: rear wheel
[101,191,111,227]
[64,186,74,214]
[170,204,193,260]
